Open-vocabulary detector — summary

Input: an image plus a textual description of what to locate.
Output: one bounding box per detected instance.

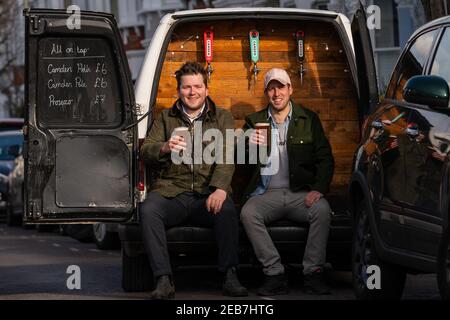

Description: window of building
[374,0,399,48]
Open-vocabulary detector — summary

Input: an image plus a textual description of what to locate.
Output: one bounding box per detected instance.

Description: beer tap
[296,30,307,85]
[249,30,261,83]
[203,28,214,81]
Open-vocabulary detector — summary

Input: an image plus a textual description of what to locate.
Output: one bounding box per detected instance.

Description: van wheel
[93,223,120,250]
[122,249,153,292]
[36,224,57,233]
[6,205,21,226]
[64,225,94,242]
[352,199,406,299]
[437,226,450,300]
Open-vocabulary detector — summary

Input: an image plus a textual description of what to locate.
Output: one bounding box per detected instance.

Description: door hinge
[122,103,150,131]
[29,200,41,220]
[30,15,41,33]
[133,103,144,117]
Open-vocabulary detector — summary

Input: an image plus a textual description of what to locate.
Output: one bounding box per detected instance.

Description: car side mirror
[8,145,21,157]
[403,75,449,110]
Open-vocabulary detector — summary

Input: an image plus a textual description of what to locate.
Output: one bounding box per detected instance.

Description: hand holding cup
[161,127,189,154]
[250,123,270,146]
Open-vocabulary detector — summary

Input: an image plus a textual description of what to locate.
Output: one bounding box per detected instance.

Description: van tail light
[138,158,145,192]
[137,138,146,201]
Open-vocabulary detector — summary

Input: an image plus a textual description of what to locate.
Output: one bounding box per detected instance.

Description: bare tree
[421,0,449,21]
[0,0,24,118]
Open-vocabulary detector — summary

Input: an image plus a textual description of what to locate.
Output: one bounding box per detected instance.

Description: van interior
[153,18,360,214]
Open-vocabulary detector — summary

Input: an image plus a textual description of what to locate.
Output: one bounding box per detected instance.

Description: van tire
[352,199,406,299]
[122,249,153,292]
[6,205,22,226]
[36,224,57,233]
[437,226,450,300]
[93,223,120,250]
[64,225,94,243]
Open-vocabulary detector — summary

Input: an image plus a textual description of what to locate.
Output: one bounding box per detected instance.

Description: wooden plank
[156,79,354,99]
[161,61,350,78]
[155,98,360,123]
[168,38,345,53]
[164,50,347,63]
[331,174,351,186]
[329,99,359,121]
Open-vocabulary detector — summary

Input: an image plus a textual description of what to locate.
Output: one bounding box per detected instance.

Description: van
[23,5,376,292]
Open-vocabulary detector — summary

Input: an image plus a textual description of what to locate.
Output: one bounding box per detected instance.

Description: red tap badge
[203,29,214,63]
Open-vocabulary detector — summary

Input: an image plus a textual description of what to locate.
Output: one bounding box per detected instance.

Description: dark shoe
[303,268,331,295]
[150,275,175,299]
[223,267,248,297]
[257,274,289,296]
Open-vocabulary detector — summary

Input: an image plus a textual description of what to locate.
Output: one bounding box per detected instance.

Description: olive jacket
[141,97,235,198]
[242,100,334,202]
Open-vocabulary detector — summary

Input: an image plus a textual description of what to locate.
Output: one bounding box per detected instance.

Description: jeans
[140,191,240,278]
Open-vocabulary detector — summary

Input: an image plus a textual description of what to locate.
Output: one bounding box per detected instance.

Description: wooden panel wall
[154,19,360,193]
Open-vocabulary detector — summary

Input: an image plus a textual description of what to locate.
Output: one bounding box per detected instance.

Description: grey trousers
[240,189,331,276]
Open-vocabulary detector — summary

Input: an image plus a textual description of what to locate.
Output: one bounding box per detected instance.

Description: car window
[430,28,450,87]
[386,29,439,100]
[0,135,23,161]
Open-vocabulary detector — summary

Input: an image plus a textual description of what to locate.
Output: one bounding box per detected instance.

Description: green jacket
[242,101,334,202]
[141,97,235,198]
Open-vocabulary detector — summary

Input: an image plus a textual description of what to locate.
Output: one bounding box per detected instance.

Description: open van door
[351,2,379,116]
[24,9,137,223]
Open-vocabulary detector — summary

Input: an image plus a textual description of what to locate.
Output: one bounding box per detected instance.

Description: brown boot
[150,275,175,299]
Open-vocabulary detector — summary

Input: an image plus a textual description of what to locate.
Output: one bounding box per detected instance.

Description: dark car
[0,131,24,220]
[0,118,24,133]
[6,155,24,226]
[349,15,450,299]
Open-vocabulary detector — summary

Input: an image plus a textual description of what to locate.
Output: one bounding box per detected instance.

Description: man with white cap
[240,68,334,295]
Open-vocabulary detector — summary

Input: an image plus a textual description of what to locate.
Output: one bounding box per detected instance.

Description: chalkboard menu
[38,38,123,128]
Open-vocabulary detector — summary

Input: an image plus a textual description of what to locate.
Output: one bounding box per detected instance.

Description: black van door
[24,9,137,223]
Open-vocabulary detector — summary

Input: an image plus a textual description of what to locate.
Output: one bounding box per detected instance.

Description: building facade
[325,0,426,92]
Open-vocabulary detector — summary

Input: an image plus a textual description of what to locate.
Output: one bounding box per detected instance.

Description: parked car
[0,130,23,221]
[6,155,24,226]
[0,118,24,133]
[349,15,450,300]
[0,173,8,217]
[24,6,374,292]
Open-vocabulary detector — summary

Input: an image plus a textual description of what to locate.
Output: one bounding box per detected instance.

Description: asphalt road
[0,224,442,300]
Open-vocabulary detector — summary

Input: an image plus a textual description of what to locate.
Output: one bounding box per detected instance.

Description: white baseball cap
[264,68,292,90]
